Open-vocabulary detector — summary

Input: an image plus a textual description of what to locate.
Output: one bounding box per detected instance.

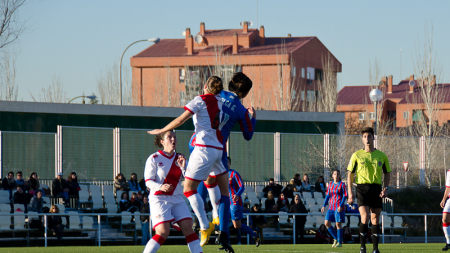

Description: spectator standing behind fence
[114,173,129,195]
[28,172,41,193]
[2,171,15,198]
[315,224,332,244]
[52,172,70,206]
[15,171,28,190]
[315,176,327,198]
[48,205,64,241]
[263,178,283,198]
[67,172,81,200]
[277,193,290,212]
[301,174,314,198]
[140,195,150,245]
[119,192,131,212]
[289,194,308,243]
[14,185,32,212]
[129,173,142,192]
[28,190,44,213]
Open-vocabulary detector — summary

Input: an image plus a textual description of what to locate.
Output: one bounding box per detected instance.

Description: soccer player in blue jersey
[227,157,260,247]
[321,170,347,248]
[195,72,256,249]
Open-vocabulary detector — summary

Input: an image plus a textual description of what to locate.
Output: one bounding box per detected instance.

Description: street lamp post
[369,88,383,135]
[68,95,97,104]
[119,38,160,106]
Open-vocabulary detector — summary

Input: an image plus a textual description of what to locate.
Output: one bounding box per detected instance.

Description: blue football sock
[328,226,337,240]
[240,224,257,237]
[197,181,207,203]
[237,229,241,242]
[338,228,343,244]
[219,195,230,236]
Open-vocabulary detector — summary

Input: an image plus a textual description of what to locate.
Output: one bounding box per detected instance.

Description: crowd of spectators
[2,170,361,244]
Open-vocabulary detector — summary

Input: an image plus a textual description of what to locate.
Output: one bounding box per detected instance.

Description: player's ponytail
[228,72,252,99]
[205,76,223,95]
[154,130,174,149]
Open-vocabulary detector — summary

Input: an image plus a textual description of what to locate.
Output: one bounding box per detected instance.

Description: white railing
[0,212,440,247]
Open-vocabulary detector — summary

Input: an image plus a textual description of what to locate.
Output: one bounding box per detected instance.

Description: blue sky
[12,0,450,102]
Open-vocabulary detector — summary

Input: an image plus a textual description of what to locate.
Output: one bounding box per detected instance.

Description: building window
[315,69,323,81]
[291,67,296,77]
[179,69,185,83]
[307,90,315,102]
[301,68,305,78]
[301,91,305,101]
[359,113,365,120]
[370,112,375,120]
[291,90,296,100]
[403,111,409,119]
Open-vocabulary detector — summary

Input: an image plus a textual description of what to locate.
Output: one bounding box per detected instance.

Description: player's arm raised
[148,110,192,135]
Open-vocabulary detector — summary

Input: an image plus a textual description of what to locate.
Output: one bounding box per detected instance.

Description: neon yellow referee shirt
[347,149,391,185]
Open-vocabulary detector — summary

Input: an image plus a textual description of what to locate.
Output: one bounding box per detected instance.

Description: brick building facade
[130,22,341,111]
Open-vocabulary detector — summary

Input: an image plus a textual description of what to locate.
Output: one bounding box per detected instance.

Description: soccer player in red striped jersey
[149,76,235,253]
[321,170,347,248]
[440,169,450,250]
[227,157,260,247]
[143,130,202,253]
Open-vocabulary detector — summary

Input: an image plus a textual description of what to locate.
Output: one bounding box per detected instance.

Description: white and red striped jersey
[144,150,185,198]
[446,169,450,197]
[184,94,224,150]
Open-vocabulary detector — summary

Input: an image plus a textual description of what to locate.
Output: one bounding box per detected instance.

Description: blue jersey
[228,169,244,206]
[323,181,347,211]
[218,90,256,144]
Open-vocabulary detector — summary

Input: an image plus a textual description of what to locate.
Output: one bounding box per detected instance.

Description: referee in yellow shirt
[347,127,391,253]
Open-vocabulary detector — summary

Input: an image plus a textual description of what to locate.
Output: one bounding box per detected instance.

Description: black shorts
[356,184,382,209]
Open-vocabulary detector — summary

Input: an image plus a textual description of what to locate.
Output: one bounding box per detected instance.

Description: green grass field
[1,244,446,253]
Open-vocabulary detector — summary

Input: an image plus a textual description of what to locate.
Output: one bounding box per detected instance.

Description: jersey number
[218,113,230,130]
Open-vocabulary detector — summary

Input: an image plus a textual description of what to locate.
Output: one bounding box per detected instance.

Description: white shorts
[444,198,450,213]
[185,146,226,181]
[150,195,192,230]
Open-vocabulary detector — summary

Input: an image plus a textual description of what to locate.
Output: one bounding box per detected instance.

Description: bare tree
[96,60,132,105]
[405,22,449,186]
[29,74,68,103]
[0,49,18,100]
[0,0,27,50]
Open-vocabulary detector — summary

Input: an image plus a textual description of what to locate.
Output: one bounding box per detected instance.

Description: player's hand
[148,129,162,135]
[337,206,342,212]
[320,207,325,213]
[379,189,387,198]
[177,155,186,168]
[160,184,173,192]
[441,199,447,209]
[232,195,239,202]
[347,193,354,204]
[247,107,256,118]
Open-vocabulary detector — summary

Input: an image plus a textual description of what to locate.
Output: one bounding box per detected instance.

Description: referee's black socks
[359,223,368,248]
[372,224,380,251]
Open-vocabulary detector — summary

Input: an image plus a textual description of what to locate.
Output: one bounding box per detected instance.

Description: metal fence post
[425,215,427,243]
[293,215,296,244]
[274,132,281,181]
[247,215,250,245]
[323,134,330,181]
[98,215,101,246]
[420,136,426,186]
[44,214,47,247]
[381,215,384,244]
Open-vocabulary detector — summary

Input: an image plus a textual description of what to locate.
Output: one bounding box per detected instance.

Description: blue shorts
[325,209,345,223]
[230,204,243,221]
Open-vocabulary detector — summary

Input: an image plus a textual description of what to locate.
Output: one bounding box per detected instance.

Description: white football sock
[143,234,165,253]
[185,191,210,230]
[206,183,220,219]
[186,232,203,253]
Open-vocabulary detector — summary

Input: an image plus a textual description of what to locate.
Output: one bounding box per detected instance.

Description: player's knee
[324,220,331,227]
[234,223,241,229]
